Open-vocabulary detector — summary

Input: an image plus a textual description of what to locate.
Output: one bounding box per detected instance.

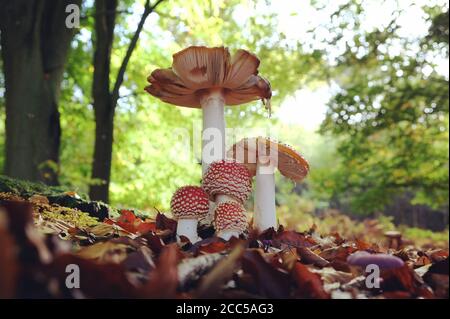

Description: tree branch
[111,0,165,107]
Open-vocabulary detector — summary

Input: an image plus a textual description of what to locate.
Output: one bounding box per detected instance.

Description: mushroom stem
[254,157,277,232]
[201,90,226,224]
[217,229,240,241]
[176,219,199,243]
[200,89,226,175]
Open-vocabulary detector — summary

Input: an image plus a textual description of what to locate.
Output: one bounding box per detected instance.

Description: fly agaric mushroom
[170,186,209,243]
[145,46,272,174]
[214,201,248,240]
[227,137,309,233]
[202,159,252,205]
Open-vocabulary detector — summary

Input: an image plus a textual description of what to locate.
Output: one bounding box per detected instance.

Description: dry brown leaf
[194,245,244,298]
[292,262,330,299]
[77,241,133,264]
[0,210,18,298]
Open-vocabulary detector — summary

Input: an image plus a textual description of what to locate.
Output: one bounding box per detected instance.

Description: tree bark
[89,0,164,202]
[89,0,117,203]
[0,0,80,185]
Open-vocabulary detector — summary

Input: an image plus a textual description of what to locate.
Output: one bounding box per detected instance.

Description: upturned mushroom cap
[145,46,272,110]
[170,186,209,220]
[214,201,248,234]
[202,159,252,204]
[227,137,310,182]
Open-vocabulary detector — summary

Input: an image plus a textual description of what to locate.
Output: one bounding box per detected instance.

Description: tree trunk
[0,0,80,185]
[90,108,115,203]
[89,0,117,202]
[88,0,163,202]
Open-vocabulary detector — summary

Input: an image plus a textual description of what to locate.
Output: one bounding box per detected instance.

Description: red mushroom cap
[170,186,209,220]
[214,201,248,233]
[202,159,252,204]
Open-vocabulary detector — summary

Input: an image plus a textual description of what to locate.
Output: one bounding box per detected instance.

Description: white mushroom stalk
[254,155,277,232]
[218,229,240,241]
[227,137,310,234]
[176,219,200,243]
[200,89,226,175]
[200,89,226,224]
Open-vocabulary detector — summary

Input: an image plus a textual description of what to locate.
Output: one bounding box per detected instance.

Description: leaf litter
[0,192,448,299]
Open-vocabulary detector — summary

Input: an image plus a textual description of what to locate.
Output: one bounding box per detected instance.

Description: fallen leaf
[292,262,330,299]
[193,237,229,254]
[381,264,433,298]
[311,267,354,285]
[140,243,180,298]
[195,245,244,298]
[106,210,156,235]
[122,246,155,273]
[272,230,316,249]
[178,253,225,291]
[0,210,18,298]
[50,254,137,298]
[77,241,132,264]
[155,213,177,233]
[297,247,330,267]
[320,245,356,262]
[241,249,291,298]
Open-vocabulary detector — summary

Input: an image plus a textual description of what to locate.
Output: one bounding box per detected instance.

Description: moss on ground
[0,175,113,220]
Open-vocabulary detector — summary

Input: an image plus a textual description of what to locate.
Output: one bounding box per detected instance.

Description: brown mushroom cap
[227,137,310,182]
[145,46,272,109]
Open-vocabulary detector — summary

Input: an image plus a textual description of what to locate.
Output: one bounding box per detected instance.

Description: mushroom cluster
[203,159,252,240]
[147,46,310,243]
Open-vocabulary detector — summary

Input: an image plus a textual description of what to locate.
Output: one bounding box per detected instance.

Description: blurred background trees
[0,0,448,234]
[0,0,81,185]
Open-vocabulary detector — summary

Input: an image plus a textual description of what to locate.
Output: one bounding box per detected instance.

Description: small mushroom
[384,230,402,250]
[145,46,272,174]
[227,137,309,233]
[202,159,252,205]
[170,186,209,243]
[347,251,405,270]
[214,201,248,240]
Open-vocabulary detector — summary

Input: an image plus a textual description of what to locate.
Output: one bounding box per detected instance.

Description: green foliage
[0,0,448,234]
[319,2,449,213]
[401,226,449,246]
[54,0,325,210]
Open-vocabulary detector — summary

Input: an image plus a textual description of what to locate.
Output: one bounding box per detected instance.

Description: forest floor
[0,176,448,299]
